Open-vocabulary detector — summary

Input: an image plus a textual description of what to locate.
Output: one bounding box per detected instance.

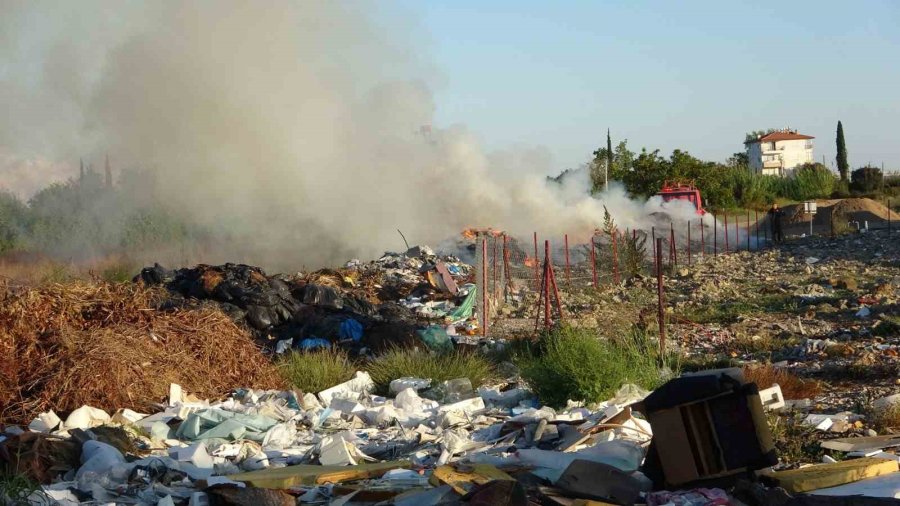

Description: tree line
[579,121,895,211]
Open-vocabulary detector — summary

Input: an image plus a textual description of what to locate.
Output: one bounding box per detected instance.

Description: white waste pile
[6,373,655,505]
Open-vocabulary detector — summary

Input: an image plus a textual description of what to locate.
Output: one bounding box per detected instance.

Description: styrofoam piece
[63,406,110,430]
[318,371,375,406]
[438,396,486,416]
[169,443,214,469]
[759,384,785,411]
[29,410,61,433]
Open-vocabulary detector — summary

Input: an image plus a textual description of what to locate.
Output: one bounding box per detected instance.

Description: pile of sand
[0,281,286,424]
[782,198,895,228]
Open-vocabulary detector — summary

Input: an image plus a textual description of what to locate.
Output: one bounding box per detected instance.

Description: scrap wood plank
[429,464,514,496]
[821,435,900,452]
[228,461,408,489]
[758,457,899,493]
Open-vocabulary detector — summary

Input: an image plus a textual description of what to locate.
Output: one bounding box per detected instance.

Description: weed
[277,349,356,394]
[742,364,821,400]
[869,403,900,434]
[518,326,677,408]
[767,411,827,464]
[0,472,46,506]
[366,348,494,395]
[872,316,900,337]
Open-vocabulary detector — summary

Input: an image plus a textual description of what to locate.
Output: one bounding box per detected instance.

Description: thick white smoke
[0,0,703,269]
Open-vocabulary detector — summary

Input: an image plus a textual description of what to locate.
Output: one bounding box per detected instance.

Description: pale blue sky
[405,0,899,171]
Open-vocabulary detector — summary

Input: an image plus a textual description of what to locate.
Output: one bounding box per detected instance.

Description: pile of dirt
[0,281,286,424]
[783,198,894,228]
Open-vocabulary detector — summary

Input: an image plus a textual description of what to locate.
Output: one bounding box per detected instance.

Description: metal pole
[735,212,739,250]
[747,211,751,251]
[590,236,598,289]
[656,238,666,355]
[687,222,691,266]
[612,230,620,284]
[533,232,539,290]
[700,217,705,257]
[482,238,489,337]
[492,236,498,296]
[503,234,511,295]
[755,209,759,244]
[651,226,657,273]
[713,214,718,257]
[669,222,677,268]
[724,213,729,253]
[564,234,570,285]
[544,241,551,331]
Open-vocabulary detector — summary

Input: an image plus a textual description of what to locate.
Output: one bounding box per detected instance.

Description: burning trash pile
[135,245,477,355]
[8,361,900,505]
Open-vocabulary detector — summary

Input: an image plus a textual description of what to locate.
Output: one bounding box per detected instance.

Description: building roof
[745,131,815,144]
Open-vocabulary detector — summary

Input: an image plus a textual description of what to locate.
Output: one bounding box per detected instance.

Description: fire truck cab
[656,180,706,215]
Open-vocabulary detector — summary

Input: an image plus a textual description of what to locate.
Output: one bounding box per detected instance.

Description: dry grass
[0,280,286,424]
[743,363,821,400]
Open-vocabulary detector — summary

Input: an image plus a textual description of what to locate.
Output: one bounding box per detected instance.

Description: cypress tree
[606,128,613,176]
[836,121,849,182]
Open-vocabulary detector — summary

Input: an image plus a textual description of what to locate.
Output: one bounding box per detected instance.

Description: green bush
[366,348,494,395]
[519,326,676,408]
[0,190,29,253]
[851,167,884,193]
[277,349,356,394]
[784,163,836,201]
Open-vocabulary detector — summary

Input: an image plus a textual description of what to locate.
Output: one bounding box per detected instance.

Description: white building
[745,129,814,176]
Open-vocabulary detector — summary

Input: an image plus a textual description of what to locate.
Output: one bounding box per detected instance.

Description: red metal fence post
[492,236,498,296]
[713,213,718,257]
[669,222,677,268]
[746,211,751,252]
[754,209,760,246]
[700,217,705,258]
[543,241,551,331]
[656,237,666,355]
[533,232,539,290]
[687,222,691,266]
[590,236,598,289]
[612,230,620,284]
[564,234,570,285]
[482,238,489,337]
[724,213,729,253]
[652,226,657,274]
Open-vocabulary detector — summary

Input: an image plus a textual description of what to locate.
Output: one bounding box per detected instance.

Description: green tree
[785,163,836,200]
[836,121,849,182]
[850,166,883,193]
[606,129,613,183]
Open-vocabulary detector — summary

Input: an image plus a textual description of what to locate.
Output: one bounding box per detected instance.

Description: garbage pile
[7,367,900,505]
[136,246,478,354]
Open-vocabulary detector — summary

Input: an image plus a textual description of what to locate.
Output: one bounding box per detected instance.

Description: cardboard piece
[759,457,900,493]
[429,464,515,496]
[228,461,408,489]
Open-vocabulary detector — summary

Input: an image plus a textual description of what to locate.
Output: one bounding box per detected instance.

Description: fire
[461,227,505,240]
[524,257,538,268]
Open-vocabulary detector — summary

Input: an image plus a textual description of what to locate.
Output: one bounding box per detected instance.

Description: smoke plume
[1,1,702,269]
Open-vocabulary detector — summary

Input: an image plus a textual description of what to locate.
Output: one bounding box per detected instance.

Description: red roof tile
[746,131,814,144]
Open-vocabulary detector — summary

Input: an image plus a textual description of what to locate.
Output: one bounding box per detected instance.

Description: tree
[606,129,613,190]
[727,152,749,168]
[836,121,849,182]
[786,163,836,200]
[591,140,634,186]
[850,166,883,193]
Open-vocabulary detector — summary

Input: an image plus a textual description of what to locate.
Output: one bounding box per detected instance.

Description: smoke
[1,0,701,269]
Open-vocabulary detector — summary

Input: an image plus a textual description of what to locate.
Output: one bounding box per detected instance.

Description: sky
[408,0,900,172]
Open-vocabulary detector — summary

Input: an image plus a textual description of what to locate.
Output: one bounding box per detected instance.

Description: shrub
[519,326,675,408]
[742,364,821,400]
[277,349,356,394]
[851,166,884,193]
[366,348,494,395]
[785,163,836,201]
